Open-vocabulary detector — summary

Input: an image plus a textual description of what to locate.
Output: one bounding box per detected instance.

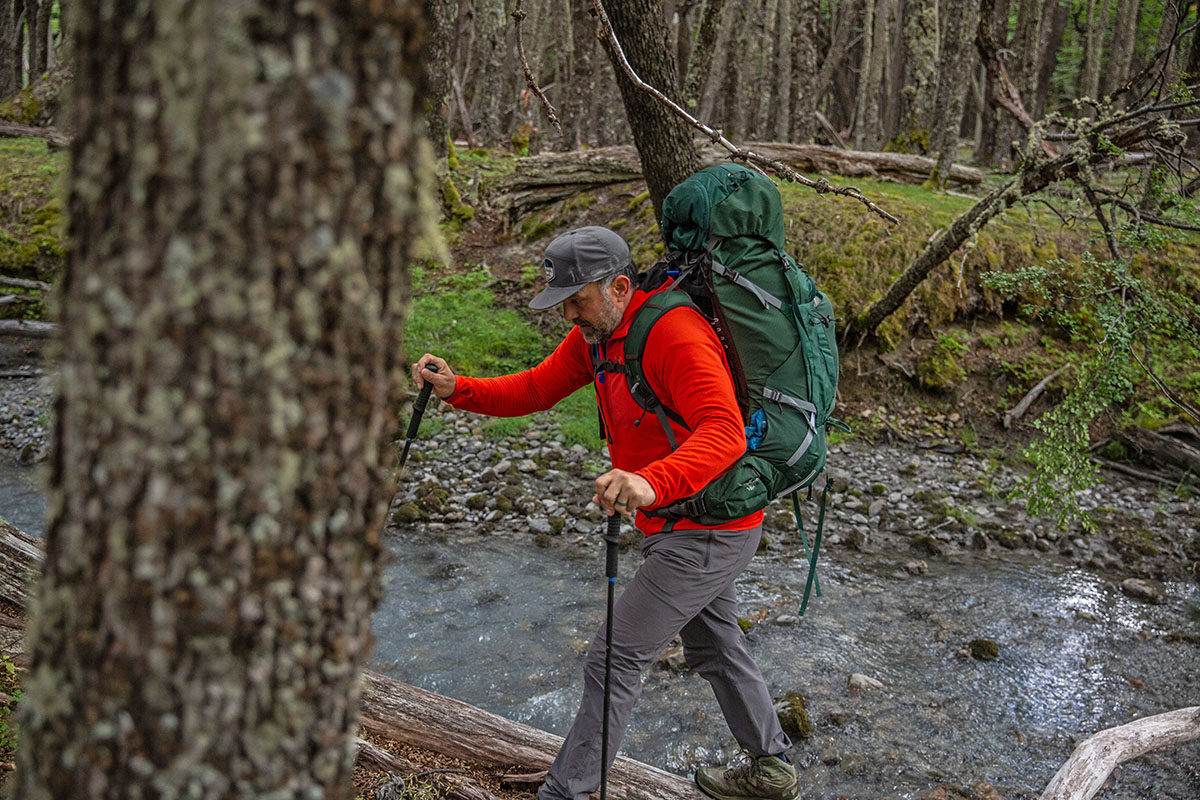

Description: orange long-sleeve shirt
[446,285,762,535]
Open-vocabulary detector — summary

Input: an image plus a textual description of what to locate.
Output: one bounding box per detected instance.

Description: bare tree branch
[512,1,562,137]
[587,0,900,226]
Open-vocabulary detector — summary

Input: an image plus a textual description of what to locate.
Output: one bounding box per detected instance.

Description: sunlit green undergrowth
[404,263,600,447]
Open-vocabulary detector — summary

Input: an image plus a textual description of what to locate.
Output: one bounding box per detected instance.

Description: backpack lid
[660,164,785,252]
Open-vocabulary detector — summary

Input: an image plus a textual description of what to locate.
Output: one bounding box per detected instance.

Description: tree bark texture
[895,0,938,152]
[681,0,725,110]
[974,0,1010,164]
[425,0,458,157]
[787,0,820,142]
[853,0,877,148]
[928,0,979,188]
[16,2,437,798]
[1030,0,1067,120]
[601,0,700,220]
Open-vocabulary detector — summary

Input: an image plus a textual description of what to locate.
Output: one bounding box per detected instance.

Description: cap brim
[529,282,588,310]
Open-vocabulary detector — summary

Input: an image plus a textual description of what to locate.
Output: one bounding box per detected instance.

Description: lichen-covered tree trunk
[682,0,725,111]
[16,1,435,797]
[928,0,979,188]
[974,0,1011,164]
[475,0,510,146]
[894,0,938,152]
[857,0,891,149]
[603,0,699,219]
[425,0,458,157]
[786,0,819,142]
[852,0,876,148]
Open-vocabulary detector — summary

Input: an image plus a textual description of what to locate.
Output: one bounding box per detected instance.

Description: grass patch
[404,263,600,447]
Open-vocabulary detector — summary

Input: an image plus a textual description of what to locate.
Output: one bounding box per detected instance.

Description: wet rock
[846,527,870,551]
[775,614,801,625]
[529,517,553,535]
[775,690,812,738]
[868,499,887,518]
[658,644,689,671]
[847,673,884,693]
[911,534,943,556]
[968,531,989,551]
[518,458,538,473]
[390,502,421,524]
[967,638,1000,661]
[1120,578,1165,604]
[465,494,488,510]
[870,482,888,496]
[918,785,972,800]
[903,560,928,576]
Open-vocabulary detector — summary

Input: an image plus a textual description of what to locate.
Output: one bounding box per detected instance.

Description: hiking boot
[695,754,799,800]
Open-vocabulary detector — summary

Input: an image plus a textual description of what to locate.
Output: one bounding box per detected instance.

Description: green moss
[446,135,460,170]
[884,128,929,155]
[967,638,1000,661]
[776,690,813,739]
[737,617,755,634]
[494,495,514,513]
[390,503,422,524]
[0,86,43,126]
[522,216,557,242]
[511,123,533,157]
[915,332,969,392]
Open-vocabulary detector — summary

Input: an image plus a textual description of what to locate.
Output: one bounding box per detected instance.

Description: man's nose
[562,304,577,322]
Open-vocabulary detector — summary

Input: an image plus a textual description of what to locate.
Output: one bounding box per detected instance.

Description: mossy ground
[0,137,65,320]
[431,149,1200,451]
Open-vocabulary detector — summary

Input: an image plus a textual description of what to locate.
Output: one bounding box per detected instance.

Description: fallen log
[0,518,42,610]
[1003,364,1071,429]
[0,121,69,149]
[359,670,706,800]
[356,737,501,800]
[1114,425,1200,478]
[1038,707,1200,800]
[0,320,55,339]
[494,142,984,217]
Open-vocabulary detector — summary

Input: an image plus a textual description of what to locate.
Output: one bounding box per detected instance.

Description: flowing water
[373,524,1200,800]
[0,461,43,536]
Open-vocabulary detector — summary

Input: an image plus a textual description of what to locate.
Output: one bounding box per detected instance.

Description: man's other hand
[412,354,457,400]
[594,469,656,517]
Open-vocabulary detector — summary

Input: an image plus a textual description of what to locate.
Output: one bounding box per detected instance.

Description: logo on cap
[544,258,555,282]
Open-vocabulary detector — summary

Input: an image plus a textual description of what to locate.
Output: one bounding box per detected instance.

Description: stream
[0,457,1196,799]
[372,523,1200,800]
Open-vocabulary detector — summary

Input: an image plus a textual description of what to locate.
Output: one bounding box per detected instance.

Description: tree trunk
[1030,0,1067,120]
[856,0,891,149]
[425,0,457,157]
[475,0,510,146]
[788,0,821,142]
[852,0,876,148]
[681,0,725,110]
[894,0,938,152]
[928,0,978,188]
[15,2,433,797]
[0,0,15,99]
[564,0,596,148]
[1102,0,1139,98]
[601,0,699,218]
[32,0,49,75]
[768,0,793,140]
[974,0,1010,165]
[1077,0,1108,103]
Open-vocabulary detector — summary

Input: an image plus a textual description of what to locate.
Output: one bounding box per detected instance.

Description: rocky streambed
[390,404,1200,588]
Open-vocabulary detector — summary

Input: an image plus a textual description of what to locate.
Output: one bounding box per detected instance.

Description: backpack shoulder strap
[623,291,697,447]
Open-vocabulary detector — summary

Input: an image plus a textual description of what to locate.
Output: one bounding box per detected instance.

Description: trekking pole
[398,364,438,471]
[600,511,620,800]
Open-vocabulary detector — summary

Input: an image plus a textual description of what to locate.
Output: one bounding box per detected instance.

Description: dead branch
[0,276,51,292]
[512,1,562,137]
[0,320,54,338]
[0,120,69,149]
[1003,364,1071,429]
[975,0,1057,158]
[1038,707,1200,800]
[587,0,899,226]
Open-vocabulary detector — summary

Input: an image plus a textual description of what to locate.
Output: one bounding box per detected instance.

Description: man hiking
[411,225,798,800]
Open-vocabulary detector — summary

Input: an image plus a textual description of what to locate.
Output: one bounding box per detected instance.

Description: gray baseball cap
[529,226,633,310]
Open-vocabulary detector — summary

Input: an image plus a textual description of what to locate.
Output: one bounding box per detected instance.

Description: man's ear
[610,274,633,301]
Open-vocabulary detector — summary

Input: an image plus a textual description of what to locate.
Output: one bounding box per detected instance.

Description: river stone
[967,638,1000,661]
[903,560,928,575]
[775,614,801,625]
[518,459,538,473]
[969,531,989,551]
[868,499,886,518]
[528,517,553,535]
[911,534,942,556]
[658,644,688,672]
[847,673,884,693]
[494,459,512,475]
[1120,578,1165,604]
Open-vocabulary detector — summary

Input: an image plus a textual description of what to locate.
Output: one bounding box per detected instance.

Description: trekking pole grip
[407,364,439,439]
[604,513,620,579]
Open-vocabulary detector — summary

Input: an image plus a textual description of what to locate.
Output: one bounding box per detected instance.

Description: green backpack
[621,164,844,611]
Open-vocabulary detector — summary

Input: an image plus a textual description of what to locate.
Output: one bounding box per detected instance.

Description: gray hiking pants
[538,525,791,800]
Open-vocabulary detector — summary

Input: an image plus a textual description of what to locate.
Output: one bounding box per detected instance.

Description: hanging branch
[586,0,899,226]
[512,0,562,137]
